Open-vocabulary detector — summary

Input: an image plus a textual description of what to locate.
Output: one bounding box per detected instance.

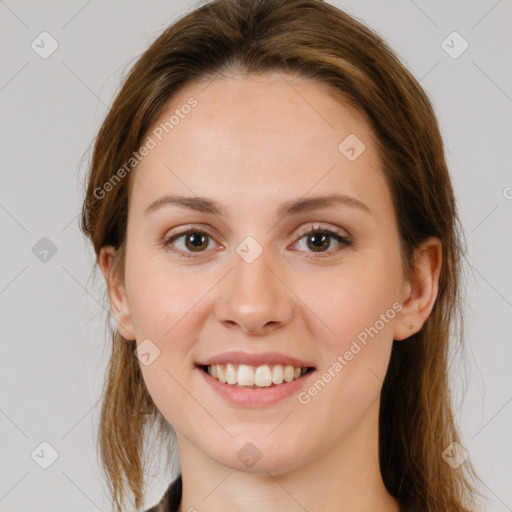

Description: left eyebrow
[277,193,371,217]
[143,192,371,218]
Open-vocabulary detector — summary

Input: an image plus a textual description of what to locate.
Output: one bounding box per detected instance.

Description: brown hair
[80,0,485,510]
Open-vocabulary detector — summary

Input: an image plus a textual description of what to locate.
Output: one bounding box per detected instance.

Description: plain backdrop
[0,1,511,511]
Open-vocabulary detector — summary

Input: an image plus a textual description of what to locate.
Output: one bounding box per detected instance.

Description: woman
[80,0,484,510]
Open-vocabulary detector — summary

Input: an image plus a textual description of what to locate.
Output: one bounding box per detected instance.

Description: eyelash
[161,223,352,259]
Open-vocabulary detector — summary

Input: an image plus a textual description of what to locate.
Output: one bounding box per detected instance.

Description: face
[107,71,413,473]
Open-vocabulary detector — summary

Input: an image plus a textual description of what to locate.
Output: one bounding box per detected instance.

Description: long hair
[80,1,484,510]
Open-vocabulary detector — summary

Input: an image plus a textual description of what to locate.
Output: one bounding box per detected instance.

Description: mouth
[197,363,316,389]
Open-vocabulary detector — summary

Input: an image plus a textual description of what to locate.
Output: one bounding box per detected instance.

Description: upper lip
[196,351,316,368]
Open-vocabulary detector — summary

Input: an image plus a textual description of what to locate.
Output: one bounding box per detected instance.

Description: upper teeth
[206,364,308,387]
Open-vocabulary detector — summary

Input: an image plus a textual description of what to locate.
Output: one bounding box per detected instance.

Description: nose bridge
[214,239,293,334]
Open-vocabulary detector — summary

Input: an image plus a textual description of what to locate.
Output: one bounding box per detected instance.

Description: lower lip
[196,366,316,407]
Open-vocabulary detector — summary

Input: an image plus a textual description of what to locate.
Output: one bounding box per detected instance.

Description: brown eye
[294,226,352,256]
[305,232,332,252]
[162,223,351,259]
[163,230,216,258]
[183,232,209,252]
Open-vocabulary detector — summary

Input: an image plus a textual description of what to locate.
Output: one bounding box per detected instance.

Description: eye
[161,223,352,259]
[162,228,219,258]
[292,223,352,257]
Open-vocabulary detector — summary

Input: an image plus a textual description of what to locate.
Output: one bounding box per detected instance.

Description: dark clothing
[144,475,182,512]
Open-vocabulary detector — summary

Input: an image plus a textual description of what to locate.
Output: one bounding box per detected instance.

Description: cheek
[307,261,398,342]
[302,253,400,400]
[125,249,199,339]
[299,276,397,432]
[128,263,201,417]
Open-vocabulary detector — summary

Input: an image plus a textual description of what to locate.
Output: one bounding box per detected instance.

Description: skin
[100,71,442,512]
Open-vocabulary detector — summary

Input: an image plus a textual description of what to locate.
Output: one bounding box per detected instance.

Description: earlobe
[393,237,442,341]
[99,246,136,341]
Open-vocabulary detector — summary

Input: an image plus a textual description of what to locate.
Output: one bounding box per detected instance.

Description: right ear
[99,246,136,341]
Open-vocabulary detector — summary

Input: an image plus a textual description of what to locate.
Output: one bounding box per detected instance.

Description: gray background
[1,0,511,511]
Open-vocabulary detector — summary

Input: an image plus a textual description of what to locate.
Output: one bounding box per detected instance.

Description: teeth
[217,365,226,383]
[205,363,310,387]
[238,364,255,386]
[254,365,272,387]
[226,363,237,385]
[272,364,284,384]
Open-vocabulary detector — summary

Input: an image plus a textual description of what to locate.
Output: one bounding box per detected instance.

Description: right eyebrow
[144,194,224,216]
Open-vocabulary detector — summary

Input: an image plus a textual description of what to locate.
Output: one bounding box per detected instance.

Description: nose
[214,247,295,336]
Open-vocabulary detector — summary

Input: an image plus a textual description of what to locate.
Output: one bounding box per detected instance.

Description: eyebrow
[143,193,371,218]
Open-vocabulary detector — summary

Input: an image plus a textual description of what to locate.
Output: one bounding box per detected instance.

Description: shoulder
[143,474,182,512]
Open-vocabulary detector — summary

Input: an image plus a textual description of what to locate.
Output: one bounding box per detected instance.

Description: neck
[175,399,399,512]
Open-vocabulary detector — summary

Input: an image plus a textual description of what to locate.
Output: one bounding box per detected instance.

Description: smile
[200,363,314,388]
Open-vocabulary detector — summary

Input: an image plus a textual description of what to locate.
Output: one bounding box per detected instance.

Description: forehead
[130,71,388,218]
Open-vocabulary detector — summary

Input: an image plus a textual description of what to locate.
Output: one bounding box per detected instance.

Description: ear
[394,237,442,341]
[99,246,136,341]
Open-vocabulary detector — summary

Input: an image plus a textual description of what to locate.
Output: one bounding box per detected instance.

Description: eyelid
[163,224,221,241]
[295,222,350,241]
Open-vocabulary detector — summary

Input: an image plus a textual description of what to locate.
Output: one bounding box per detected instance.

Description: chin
[204,436,310,475]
